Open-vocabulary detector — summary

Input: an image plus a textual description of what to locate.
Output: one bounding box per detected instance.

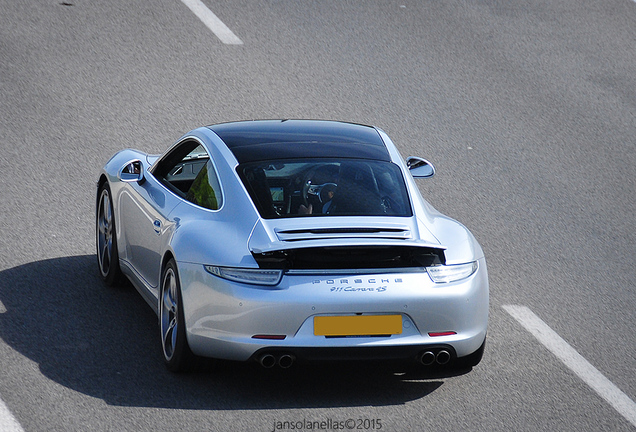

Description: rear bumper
[178,257,489,362]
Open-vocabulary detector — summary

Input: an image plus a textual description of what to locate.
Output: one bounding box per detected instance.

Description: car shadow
[0,255,472,409]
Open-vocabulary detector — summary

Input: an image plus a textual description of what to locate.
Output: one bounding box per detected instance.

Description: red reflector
[428,331,457,337]
[251,334,286,340]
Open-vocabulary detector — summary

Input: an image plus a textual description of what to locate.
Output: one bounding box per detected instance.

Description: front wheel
[96,183,124,286]
[160,259,194,372]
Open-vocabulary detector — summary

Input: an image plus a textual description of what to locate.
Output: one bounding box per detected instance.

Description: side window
[185,159,223,210]
[152,140,223,210]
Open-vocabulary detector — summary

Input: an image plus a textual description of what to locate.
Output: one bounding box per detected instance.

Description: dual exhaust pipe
[258,353,295,369]
[258,350,450,368]
[419,349,451,366]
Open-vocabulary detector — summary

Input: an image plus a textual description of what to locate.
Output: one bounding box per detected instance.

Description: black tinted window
[238,159,411,219]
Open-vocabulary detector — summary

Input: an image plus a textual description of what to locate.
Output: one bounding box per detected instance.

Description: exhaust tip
[436,350,451,365]
[420,351,436,366]
[259,354,277,368]
[278,354,295,369]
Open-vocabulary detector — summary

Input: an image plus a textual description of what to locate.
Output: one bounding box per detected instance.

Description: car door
[120,139,210,289]
[119,173,181,290]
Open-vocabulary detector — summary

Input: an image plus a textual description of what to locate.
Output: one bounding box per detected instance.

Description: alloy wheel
[97,188,114,277]
[161,267,179,361]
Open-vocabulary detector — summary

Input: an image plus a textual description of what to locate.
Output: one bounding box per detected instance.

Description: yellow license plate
[314,315,402,336]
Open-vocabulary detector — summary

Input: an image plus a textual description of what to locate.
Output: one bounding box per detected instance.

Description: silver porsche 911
[96,120,488,372]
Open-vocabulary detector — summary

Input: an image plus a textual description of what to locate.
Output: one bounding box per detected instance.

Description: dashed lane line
[1,298,24,430]
[180,0,243,45]
[0,398,24,432]
[503,305,636,428]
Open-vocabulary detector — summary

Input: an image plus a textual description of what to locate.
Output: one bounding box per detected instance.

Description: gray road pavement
[1,0,635,431]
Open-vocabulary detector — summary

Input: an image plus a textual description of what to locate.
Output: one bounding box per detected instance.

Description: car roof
[207,120,391,163]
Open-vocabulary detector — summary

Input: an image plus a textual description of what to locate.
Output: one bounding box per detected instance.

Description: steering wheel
[301,165,339,211]
[301,167,318,208]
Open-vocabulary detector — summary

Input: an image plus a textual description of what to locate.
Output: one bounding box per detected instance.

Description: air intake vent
[276,227,411,242]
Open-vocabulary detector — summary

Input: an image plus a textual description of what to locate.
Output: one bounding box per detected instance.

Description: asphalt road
[1,0,635,431]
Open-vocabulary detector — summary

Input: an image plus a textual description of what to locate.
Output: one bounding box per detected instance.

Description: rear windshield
[237,159,412,219]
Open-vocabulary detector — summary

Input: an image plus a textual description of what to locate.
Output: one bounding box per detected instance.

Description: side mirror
[118,160,144,183]
[406,156,435,178]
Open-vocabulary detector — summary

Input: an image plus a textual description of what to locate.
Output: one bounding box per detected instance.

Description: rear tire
[96,183,125,286]
[160,259,195,372]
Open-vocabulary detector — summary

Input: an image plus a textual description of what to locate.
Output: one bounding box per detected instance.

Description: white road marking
[180,0,243,45]
[0,398,24,432]
[0,302,23,431]
[503,305,636,428]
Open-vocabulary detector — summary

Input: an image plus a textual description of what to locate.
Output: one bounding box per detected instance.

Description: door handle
[153,220,161,234]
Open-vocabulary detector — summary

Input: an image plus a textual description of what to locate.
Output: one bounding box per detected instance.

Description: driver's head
[320,184,337,202]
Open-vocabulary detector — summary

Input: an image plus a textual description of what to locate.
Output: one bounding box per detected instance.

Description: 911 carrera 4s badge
[313,278,402,293]
[330,286,387,292]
